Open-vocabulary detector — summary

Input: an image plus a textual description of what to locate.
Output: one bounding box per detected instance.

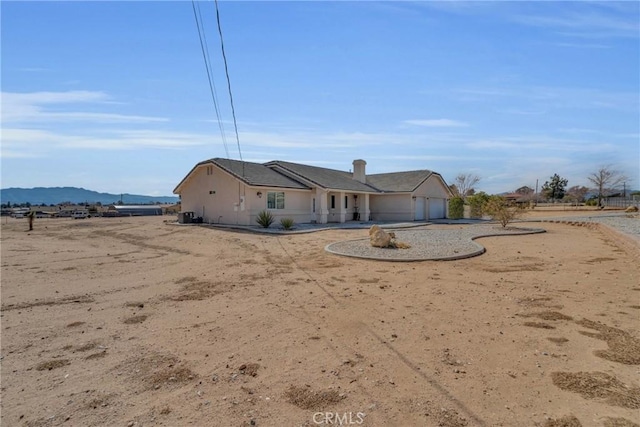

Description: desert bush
[448,197,464,219]
[467,192,490,218]
[256,210,274,228]
[483,196,522,228]
[280,218,295,230]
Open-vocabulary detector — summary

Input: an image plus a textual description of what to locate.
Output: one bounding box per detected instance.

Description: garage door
[428,198,446,219]
[415,197,425,221]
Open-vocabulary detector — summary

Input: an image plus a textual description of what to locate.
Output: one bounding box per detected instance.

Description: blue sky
[2,1,638,196]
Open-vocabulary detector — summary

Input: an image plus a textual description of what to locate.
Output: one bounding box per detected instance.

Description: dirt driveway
[1,213,638,426]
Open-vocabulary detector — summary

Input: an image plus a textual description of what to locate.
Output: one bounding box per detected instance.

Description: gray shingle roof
[174,158,449,195]
[210,158,310,189]
[367,170,434,192]
[266,161,379,192]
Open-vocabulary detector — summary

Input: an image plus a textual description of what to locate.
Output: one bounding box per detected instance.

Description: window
[267,192,285,209]
[345,196,348,209]
[331,195,335,209]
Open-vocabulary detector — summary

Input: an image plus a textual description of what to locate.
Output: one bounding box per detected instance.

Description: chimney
[352,159,366,183]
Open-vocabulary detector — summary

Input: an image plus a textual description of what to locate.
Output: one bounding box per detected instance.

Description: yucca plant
[280,218,295,230]
[256,210,274,228]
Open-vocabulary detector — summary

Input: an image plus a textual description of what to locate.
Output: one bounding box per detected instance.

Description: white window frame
[267,191,285,210]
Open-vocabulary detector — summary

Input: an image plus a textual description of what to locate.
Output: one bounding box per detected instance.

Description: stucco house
[173,158,453,225]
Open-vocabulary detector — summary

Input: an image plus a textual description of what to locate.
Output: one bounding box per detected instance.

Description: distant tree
[453,173,481,199]
[587,165,627,207]
[515,186,534,195]
[483,196,523,228]
[541,174,568,201]
[564,186,589,204]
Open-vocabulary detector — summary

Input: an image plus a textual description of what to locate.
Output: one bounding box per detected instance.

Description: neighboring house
[109,205,163,216]
[173,158,453,225]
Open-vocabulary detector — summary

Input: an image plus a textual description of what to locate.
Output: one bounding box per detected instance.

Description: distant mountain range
[0,187,179,205]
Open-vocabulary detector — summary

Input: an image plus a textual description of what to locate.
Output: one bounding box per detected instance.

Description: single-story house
[173,158,453,225]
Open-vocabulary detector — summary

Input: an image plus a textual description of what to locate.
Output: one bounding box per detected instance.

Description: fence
[603,196,640,209]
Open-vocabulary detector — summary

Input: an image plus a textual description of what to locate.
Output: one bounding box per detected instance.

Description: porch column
[317,189,328,224]
[339,191,346,223]
[363,194,370,222]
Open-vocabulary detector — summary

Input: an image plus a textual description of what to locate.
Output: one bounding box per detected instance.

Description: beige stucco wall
[413,175,451,219]
[178,165,452,225]
[369,175,451,221]
[178,165,313,226]
[369,193,412,221]
[179,165,249,224]
[248,188,313,225]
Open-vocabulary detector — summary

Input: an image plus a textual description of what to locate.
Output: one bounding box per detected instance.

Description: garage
[428,198,446,219]
[414,197,425,221]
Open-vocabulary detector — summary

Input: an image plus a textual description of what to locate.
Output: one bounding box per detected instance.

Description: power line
[214,0,243,170]
[191,0,229,158]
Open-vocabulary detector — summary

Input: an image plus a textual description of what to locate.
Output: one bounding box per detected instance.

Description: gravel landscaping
[325,225,545,261]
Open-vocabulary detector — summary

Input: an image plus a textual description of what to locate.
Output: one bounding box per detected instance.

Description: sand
[1,210,638,427]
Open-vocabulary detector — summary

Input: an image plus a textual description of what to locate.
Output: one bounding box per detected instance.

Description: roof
[112,205,163,210]
[367,170,434,192]
[266,161,379,192]
[173,158,310,194]
[175,158,451,195]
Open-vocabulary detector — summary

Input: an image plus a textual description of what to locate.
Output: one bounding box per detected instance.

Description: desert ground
[1,209,638,427]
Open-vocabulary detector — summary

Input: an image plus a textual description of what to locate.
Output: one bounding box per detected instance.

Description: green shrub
[448,197,464,219]
[256,210,274,228]
[483,196,522,228]
[585,198,598,206]
[467,192,490,218]
[280,218,295,230]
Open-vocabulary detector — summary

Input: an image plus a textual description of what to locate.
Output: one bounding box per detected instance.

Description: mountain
[0,187,179,206]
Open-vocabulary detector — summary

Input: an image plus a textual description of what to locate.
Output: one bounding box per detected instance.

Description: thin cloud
[403,119,469,128]
[1,91,167,124]
[512,4,640,39]
[0,127,211,158]
[454,86,639,112]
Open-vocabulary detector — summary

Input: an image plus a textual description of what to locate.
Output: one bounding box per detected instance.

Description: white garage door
[415,197,425,221]
[428,198,446,219]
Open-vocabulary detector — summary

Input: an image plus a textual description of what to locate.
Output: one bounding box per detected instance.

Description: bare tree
[564,185,589,206]
[453,173,481,199]
[587,166,627,207]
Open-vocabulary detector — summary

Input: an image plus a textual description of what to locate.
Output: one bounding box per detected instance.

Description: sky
[1,1,639,196]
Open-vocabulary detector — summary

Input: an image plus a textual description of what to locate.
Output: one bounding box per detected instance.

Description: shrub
[280,218,295,230]
[256,210,274,228]
[483,196,522,228]
[585,198,598,207]
[448,197,464,219]
[467,192,490,218]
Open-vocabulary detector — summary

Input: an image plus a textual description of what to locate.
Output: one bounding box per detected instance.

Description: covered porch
[312,190,372,224]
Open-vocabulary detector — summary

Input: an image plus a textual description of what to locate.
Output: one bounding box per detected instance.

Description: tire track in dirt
[271,235,487,426]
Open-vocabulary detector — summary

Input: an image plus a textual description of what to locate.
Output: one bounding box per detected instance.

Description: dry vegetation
[1,212,638,426]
